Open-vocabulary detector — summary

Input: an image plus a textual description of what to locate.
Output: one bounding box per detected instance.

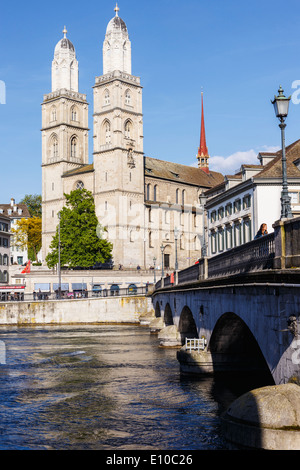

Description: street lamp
[160,244,165,279]
[271,86,293,219]
[174,227,180,270]
[153,256,156,284]
[58,212,62,299]
[199,191,207,257]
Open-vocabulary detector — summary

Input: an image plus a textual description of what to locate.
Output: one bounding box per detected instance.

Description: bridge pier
[177,348,272,376]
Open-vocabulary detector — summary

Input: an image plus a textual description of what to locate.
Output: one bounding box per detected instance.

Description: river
[0,324,266,451]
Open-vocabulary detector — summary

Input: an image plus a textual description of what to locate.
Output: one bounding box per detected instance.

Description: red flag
[21,260,31,274]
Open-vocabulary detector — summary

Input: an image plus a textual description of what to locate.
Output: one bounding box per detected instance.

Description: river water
[0,324,265,451]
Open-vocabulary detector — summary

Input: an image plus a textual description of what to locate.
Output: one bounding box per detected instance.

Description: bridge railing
[155,232,275,289]
[207,232,275,278]
[185,338,206,351]
[0,286,150,303]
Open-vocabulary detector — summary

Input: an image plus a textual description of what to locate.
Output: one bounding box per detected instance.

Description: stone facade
[205,142,300,257]
[0,214,11,284]
[42,7,223,270]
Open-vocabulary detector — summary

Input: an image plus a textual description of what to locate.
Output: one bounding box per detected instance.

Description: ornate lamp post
[199,191,208,257]
[58,212,62,299]
[271,86,293,219]
[160,244,165,279]
[174,227,180,270]
[153,256,156,284]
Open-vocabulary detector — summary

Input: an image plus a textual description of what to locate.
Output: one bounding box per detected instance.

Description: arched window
[125,89,131,105]
[71,136,77,158]
[176,188,179,204]
[104,89,110,106]
[76,181,84,190]
[50,134,58,160]
[146,183,151,201]
[3,255,8,266]
[0,254,2,265]
[153,185,158,202]
[104,120,111,144]
[51,106,57,121]
[71,106,77,121]
[124,120,132,139]
[182,190,185,206]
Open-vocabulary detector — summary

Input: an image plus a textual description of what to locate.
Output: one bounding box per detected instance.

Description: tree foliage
[45,189,113,269]
[19,194,42,218]
[12,217,42,261]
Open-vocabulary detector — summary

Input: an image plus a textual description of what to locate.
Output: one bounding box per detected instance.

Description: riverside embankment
[0,295,154,325]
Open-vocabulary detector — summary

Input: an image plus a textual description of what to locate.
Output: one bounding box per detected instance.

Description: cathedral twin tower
[41,5,145,266]
[41,5,216,270]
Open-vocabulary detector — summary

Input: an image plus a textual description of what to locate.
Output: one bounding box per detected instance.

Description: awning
[0,285,25,291]
[34,283,50,292]
[72,283,87,290]
[92,285,102,291]
[53,283,69,291]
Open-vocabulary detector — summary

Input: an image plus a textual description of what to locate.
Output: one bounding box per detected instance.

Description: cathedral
[41,5,223,270]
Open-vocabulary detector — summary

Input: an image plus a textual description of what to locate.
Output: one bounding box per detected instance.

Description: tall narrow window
[125,90,131,105]
[153,185,157,202]
[176,188,179,204]
[125,120,132,139]
[104,89,110,105]
[104,120,111,144]
[71,106,77,121]
[51,106,57,121]
[146,184,151,201]
[182,190,185,206]
[53,137,58,159]
[71,136,77,158]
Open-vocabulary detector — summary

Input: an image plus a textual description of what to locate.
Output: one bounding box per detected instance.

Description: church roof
[54,27,75,54]
[62,164,94,178]
[106,4,127,34]
[144,156,224,188]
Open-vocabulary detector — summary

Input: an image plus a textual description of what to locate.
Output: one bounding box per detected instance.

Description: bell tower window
[71,136,77,158]
[125,120,132,139]
[125,89,131,105]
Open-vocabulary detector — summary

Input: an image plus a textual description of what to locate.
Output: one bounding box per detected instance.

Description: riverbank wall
[0,295,154,325]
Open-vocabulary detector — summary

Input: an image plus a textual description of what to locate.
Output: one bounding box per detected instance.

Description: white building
[0,214,11,285]
[0,198,31,265]
[204,141,300,257]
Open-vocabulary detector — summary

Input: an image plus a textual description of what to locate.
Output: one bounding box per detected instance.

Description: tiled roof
[144,156,224,188]
[254,139,300,179]
[0,204,31,219]
[62,164,94,178]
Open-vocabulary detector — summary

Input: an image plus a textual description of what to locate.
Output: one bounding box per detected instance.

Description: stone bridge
[152,218,300,386]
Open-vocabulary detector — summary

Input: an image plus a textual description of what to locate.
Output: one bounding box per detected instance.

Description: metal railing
[155,233,275,290]
[185,338,206,352]
[0,286,150,303]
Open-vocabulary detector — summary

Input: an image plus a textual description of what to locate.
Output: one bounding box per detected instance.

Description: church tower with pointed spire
[197,92,210,173]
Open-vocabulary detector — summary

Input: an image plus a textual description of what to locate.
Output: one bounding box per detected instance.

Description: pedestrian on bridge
[254,223,268,239]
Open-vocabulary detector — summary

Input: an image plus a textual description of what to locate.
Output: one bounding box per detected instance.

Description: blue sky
[1,0,300,203]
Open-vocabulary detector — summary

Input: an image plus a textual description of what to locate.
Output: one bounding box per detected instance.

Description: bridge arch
[209,312,275,383]
[178,306,198,344]
[155,301,161,318]
[164,303,174,326]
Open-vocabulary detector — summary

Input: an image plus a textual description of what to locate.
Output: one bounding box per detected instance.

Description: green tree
[45,188,113,268]
[19,194,42,218]
[12,217,42,261]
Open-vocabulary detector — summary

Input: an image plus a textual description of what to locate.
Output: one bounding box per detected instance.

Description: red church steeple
[197,91,209,173]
